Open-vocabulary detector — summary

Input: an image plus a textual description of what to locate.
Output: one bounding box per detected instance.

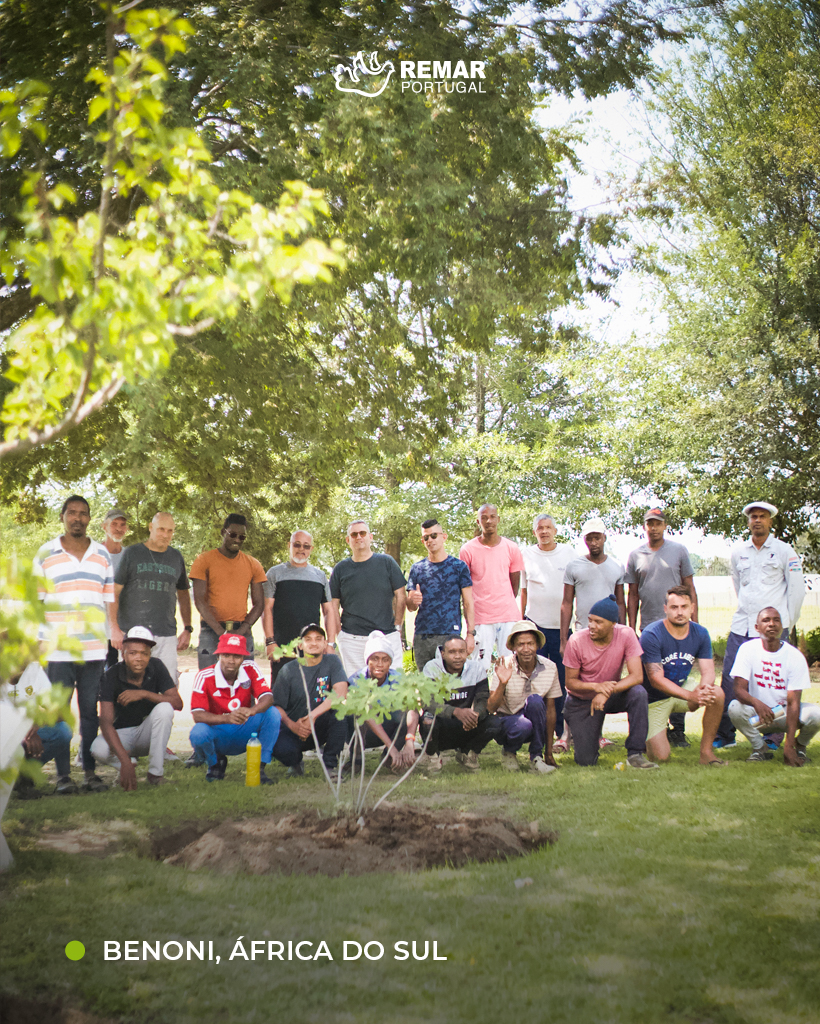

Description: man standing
[487,621,562,775]
[406,518,475,671]
[561,518,625,654]
[189,634,280,782]
[33,495,117,793]
[112,512,192,679]
[189,514,267,670]
[729,607,820,765]
[641,587,726,766]
[420,635,496,772]
[715,501,805,748]
[270,623,348,777]
[91,626,183,789]
[520,513,575,747]
[330,521,406,676]
[625,509,698,748]
[262,530,339,682]
[459,504,524,674]
[101,508,129,671]
[562,595,656,768]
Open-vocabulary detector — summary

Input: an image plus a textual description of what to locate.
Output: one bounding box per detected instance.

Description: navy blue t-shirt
[640,619,713,702]
[406,556,472,635]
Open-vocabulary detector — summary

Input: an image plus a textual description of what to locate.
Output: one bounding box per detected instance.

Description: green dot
[65,941,85,961]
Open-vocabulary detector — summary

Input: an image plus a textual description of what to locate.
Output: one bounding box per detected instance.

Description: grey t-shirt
[329,553,406,636]
[272,653,347,720]
[563,555,625,631]
[115,543,189,636]
[624,540,694,629]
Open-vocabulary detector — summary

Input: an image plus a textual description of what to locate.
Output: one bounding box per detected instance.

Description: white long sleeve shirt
[729,534,805,635]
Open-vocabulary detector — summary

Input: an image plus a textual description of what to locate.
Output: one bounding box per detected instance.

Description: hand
[597,681,616,699]
[226,708,250,725]
[23,728,43,759]
[118,763,138,791]
[266,642,281,662]
[753,700,774,725]
[453,707,478,730]
[590,693,607,714]
[465,633,475,655]
[111,624,124,651]
[495,660,513,687]
[294,716,313,741]
[387,746,404,769]
[176,631,191,652]
[406,585,423,610]
[118,689,147,705]
[783,741,802,768]
[694,683,719,707]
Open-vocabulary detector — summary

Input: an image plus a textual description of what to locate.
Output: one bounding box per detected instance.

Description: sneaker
[259,767,277,785]
[164,747,180,761]
[55,775,79,796]
[746,748,774,762]
[418,752,443,773]
[501,751,520,772]
[205,755,228,782]
[454,751,480,772]
[667,730,691,749]
[285,763,305,778]
[528,755,557,776]
[627,753,659,770]
[712,738,737,749]
[81,774,109,792]
[185,751,206,767]
[796,749,811,764]
[147,774,175,786]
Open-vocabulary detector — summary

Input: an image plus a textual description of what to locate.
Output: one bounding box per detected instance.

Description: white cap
[122,625,156,647]
[742,501,778,517]
[363,630,394,662]
[581,517,607,537]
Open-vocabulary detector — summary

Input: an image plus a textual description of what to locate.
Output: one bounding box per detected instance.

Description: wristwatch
[182,625,193,633]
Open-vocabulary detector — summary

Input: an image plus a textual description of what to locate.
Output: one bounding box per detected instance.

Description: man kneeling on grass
[189,634,280,783]
[562,595,657,769]
[642,586,727,767]
[348,631,417,773]
[270,623,348,778]
[487,621,561,775]
[419,635,497,772]
[729,606,820,766]
[91,627,183,790]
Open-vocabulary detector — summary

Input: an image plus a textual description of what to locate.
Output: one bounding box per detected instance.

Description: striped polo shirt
[33,536,115,662]
[490,654,561,715]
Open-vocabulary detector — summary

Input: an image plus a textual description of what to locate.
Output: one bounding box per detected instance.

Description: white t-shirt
[521,544,575,629]
[731,638,810,709]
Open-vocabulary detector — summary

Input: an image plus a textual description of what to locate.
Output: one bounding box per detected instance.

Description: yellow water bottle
[245,732,261,787]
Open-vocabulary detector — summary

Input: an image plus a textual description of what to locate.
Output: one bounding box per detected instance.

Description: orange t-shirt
[188,549,267,622]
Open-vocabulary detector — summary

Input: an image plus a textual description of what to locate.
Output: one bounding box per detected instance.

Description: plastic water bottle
[245,732,261,787]
[750,704,787,729]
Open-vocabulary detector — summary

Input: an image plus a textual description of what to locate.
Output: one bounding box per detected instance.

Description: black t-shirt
[272,654,347,721]
[263,563,331,645]
[99,658,176,729]
[329,553,406,636]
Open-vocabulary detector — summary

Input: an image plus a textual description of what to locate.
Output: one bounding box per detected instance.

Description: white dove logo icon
[333,51,395,97]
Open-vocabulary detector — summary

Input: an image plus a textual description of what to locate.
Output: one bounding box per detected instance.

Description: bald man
[263,530,339,682]
[112,512,192,678]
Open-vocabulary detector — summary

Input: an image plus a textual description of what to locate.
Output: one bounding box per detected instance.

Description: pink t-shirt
[562,624,643,698]
[459,536,524,624]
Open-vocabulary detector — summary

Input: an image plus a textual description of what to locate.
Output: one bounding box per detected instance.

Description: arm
[626,584,639,632]
[564,664,614,702]
[262,597,277,660]
[99,701,137,791]
[732,675,774,724]
[783,689,802,766]
[243,581,265,632]
[321,601,340,647]
[393,586,406,629]
[331,597,342,634]
[612,654,643,694]
[644,662,707,707]
[110,583,125,649]
[192,578,223,635]
[559,583,575,654]
[176,589,193,651]
[683,575,699,623]
[487,659,513,714]
[615,583,626,624]
[509,570,520,599]
[544,697,557,766]
[117,685,183,712]
[787,553,805,629]
[520,586,528,620]
[308,679,348,723]
[461,586,475,654]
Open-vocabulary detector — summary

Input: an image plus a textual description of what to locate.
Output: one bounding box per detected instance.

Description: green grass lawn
[3,688,820,1024]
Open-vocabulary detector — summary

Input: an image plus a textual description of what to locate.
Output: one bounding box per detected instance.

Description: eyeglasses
[225,531,246,540]
[422,532,440,542]
[292,543,312,549]
[349,530,368,538]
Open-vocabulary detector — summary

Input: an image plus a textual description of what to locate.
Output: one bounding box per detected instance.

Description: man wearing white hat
[91,627,183,790]
[714,501,805,748]
[560,518,626,656]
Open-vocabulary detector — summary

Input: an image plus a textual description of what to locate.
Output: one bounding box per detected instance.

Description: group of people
[11,494,818,797]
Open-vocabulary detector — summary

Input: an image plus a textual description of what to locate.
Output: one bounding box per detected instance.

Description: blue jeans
[46,660,104,772]
[530,624,569,737]
[35,722,73,777]
[189,708,281,767]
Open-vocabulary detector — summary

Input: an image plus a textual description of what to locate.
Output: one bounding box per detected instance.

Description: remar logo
[333,51,395,97]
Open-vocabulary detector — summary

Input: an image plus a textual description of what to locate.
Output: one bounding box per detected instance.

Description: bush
[711,635,728,660]
[800,627,820,665]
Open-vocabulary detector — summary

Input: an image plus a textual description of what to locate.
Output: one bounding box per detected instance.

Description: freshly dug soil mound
[164,805,556,877]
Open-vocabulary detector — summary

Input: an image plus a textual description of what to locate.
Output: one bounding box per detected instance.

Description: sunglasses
[422,532,440,542]
[225,530,246,540]
[349,530,369,538]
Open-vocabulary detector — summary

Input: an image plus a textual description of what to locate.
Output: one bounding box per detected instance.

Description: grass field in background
[3,683,820,1024]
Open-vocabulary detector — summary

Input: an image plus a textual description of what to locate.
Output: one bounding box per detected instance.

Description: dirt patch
[35,818,148,858]
[164,804,556,876]
[0,994,118,1024]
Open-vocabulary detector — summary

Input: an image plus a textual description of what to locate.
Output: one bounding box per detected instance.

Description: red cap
[214,633,250,656]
